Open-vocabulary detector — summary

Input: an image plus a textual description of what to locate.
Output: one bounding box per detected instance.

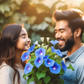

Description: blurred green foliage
[0,0,84,44]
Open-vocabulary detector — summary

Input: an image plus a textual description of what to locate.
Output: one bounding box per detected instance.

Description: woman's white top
[0,62,34,84]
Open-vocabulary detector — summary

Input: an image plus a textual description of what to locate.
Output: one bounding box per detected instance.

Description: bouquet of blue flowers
[21,37,74,84]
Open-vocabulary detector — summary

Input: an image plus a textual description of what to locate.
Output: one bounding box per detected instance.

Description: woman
[0,24,34,84]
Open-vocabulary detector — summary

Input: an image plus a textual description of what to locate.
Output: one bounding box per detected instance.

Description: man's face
[55,20,75,51]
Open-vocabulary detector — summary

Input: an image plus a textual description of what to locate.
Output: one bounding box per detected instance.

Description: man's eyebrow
[55,28,65,31]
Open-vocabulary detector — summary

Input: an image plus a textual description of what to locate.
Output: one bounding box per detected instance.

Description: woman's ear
[75,28,82,37]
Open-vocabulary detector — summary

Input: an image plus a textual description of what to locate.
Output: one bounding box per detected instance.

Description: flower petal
[43,55,49,60]
[28,44,35,53]
[55,49,62,57]
[50,40,59,46]
[51,46,56,52]
[49,62,61,74]
[61,60,67,71]
[44,59,55,67]
[35,47,46,57]
[21,52,29,62]
[34,56,43,68]
[24,63,33,75]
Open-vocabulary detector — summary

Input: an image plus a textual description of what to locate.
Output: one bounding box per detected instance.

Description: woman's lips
[25,44,30,48]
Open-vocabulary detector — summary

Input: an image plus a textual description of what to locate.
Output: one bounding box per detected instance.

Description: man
[53,9,84,84]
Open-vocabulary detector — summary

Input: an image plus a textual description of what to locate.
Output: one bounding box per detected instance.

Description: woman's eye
[22,36,26,38]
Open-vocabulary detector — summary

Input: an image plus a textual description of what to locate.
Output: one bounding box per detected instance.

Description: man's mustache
[56,38,65,41]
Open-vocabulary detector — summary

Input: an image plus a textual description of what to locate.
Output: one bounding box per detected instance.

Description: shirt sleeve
[77,65,84,84]
[0,65,14,84]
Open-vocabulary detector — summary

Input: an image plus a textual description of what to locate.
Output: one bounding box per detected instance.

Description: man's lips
[58,40,65,45]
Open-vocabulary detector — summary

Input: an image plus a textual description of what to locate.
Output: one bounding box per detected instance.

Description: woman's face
[16,28,31,51]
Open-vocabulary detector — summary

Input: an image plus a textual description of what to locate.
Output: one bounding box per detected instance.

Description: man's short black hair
[53,9,84,38]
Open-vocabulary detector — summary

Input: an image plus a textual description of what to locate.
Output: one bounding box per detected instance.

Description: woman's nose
[27,37,31,44]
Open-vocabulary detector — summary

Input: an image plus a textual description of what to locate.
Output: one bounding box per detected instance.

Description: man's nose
[55,32,61,39]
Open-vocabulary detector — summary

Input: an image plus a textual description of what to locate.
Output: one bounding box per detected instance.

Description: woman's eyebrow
[20,33,28,36]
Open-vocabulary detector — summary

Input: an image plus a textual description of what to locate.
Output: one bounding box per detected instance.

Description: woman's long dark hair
[0,24,22,84]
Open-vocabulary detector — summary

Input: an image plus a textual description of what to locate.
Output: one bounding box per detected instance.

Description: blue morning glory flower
[49,62,61,74]
[35,47,46,57]
[21,52,30,62]
[51,46,56,53]
[34,56,43,68]
[43,55,49,60]
[50,40,59,46]
[28,44,35,53]
[24,63,33,75]
[56,49,62,57]
[44,58,55,67]
[61,60,67,71]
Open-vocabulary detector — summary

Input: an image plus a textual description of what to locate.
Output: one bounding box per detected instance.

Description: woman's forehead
[20,28,27,34]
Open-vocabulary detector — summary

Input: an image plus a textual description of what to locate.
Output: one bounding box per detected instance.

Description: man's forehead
[55,27,65,31]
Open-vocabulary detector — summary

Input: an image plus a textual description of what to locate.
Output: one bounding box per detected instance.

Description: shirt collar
[66,46,84,63]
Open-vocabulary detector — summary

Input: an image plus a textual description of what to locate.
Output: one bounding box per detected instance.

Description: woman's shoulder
[0,62,14,73]
[0,62,14,84]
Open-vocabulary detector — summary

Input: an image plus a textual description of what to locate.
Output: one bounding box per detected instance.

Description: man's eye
[55,31,57,34]
[60,30,64,33]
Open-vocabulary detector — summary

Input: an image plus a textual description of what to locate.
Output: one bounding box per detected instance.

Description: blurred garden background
[0,0,84,44]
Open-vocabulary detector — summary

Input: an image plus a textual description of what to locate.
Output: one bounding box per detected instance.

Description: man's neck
[67,42,82,56]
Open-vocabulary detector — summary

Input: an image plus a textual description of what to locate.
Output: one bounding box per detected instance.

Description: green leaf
[31,33,41,44]
[28,58,35,63]
[36,71,46,80]
[31,25,38,31]
[55,56,62,64]
[43,75,51,84]
[30,53,36,58]
[36,80,42,84]
[49,83,53,84]
[0,3,10,13]
[35,46,39,49]
[46,47,51,54]
[23,74,28,80]
[23,71,32,80]
[12,0,23,5]
[49,52,56,57]
[44,17,52,23]
[37,21,49,31]
[67,64,75,71]
[36,6,45,14]
[0,17,4,23]
[28,16,37,25]
[47,25,54,33]
[59,69,65,76]
[27,76,34,84]
[31,53,35,56]
[41,45,48,50]
[24,23,31,31]
[21,15,29,22]
[60,78,64,84]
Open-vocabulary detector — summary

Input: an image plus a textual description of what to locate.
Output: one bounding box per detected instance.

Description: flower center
[27,67,30,70]
[40,52,43,55]
[38,60,41,63]
[53,67,56,70]
[48,62,50,64]
[25,55,28,58]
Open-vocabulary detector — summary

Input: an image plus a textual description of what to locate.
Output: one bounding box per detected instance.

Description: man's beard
[58,34,75,51]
